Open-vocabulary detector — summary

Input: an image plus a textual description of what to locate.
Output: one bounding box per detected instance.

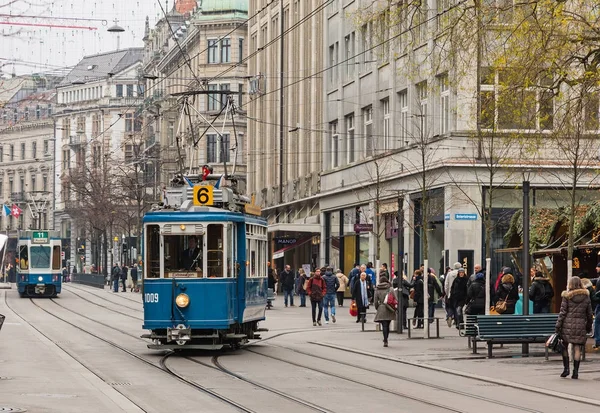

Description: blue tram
[141,174,268,350]
[16,230,62,297]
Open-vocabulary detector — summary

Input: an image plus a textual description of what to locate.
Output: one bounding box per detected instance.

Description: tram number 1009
[145,293,159,303]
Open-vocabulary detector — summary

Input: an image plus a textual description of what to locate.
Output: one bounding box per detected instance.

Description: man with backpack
[306,268,327,326]
[528,270,554,314]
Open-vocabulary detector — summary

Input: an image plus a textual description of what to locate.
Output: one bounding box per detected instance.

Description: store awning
[268,223,320,233]
[272,236,313,260]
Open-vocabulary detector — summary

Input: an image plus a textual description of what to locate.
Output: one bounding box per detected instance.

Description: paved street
[1,284,599,413]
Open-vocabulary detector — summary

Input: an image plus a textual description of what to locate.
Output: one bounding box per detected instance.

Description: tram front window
[164,234,205,277]
[30,246,51,269]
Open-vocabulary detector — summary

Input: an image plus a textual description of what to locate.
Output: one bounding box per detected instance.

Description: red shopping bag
[349,301,358,317]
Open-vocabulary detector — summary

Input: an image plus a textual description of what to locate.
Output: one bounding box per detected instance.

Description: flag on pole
[1,205,10,217]
[214,175,223,189]
[10,204,22,218]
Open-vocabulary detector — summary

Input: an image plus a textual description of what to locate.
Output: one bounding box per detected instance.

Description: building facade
[0,78,57,235]
[53,48,144,272]
[141,0,248,191]
[247,0,324,271]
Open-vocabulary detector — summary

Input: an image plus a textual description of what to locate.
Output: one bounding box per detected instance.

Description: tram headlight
[175,293,190,308]
[38,276,43,282]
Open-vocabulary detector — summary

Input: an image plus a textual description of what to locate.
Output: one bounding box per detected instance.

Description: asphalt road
[1,284,599,413]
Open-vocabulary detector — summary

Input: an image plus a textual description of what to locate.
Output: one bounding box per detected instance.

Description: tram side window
[146,225,160,278]
[52,246,61,270]
[30,246,51,269]
[19,245,28,269]
[227,224,237,277]
[207,224,225,278]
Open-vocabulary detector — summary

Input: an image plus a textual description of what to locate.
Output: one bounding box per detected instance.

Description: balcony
[10,192,25,202]
[69,135,84,146]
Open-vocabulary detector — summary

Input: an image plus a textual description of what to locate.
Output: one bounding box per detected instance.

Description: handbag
[384,288,398,311]
[546,333,565,353]
[495,286,512,314]
[349,301,358,317]
[489,306,500,315]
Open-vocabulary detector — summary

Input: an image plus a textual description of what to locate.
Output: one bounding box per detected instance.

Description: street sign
[32,231,48,244]
[354,223,373,232]
[454,213,478,220]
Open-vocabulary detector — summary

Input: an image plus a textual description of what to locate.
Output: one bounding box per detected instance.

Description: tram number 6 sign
[193,185,214,206]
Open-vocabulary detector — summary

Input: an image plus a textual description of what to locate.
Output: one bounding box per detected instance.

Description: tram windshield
[30,246,51,269]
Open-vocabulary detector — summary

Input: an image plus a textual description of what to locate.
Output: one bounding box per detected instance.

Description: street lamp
[107,19,125,51]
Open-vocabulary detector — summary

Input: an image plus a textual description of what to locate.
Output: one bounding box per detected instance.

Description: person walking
[465,271,486,315]
[296,269,309,307]
[374,276,396,347]
[351,272,371,323]
[555,276,593,379]
[111,263,120,293]
[529,270,554,314]
[130,264,139,292]
[306,268,326,326]
[393,271,413,329]
[348,263,360,294]
[279,265,296,307]
[322,267,340,324]
[495,272,519,314]
[427,269,444,323]
[335,269,349,307]
[450,268,468,328]
[444,262,462,327]
[120,264,128,292]
[412,270,425,328]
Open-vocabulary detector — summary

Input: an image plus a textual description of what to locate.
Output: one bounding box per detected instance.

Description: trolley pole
[397,194,404,334]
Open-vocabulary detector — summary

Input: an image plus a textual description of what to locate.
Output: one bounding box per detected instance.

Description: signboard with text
[354,223,373,232]
[32,231,49,244]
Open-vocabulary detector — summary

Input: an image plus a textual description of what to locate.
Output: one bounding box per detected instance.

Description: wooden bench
[474,314,558,358]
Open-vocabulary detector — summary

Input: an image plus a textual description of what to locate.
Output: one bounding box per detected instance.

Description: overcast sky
[0,0,168,77]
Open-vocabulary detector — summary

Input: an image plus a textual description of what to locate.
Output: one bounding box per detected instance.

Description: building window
[31,175,36,192]
[207,84,219,111]
[222,133,230,162]
[126,84,134,97]
[20,143,25,160]
[440,74,449,135]
[207,134,217,163]
[238,83,244,107]
[346,114,355,163]
[116,84,123,97]
[63,118,71,139]
[221,38,231,63]
[77,116,85,134]
[62,149,70,171]
[92,114,99,137]
[330,121,339,168]
[32,141,37,159]
[124,144,134,163]
[10,144,14,161]
[137,84,145,97]
[36,105,41,119]
[361,23,374,71]
[220,84,230,109]
[363,106,373,156]
[328,43,338,85]
[43,140,49,155]
[168,121,175,146]
[238,38,244,63]
[208,39,218,63]
[47,104,52,116]
[42,175,47,192]
[125,113,134,132]
[19,176,24,196]
[416,81,428,138]
[382,98,390,151]
[345,33,355,80]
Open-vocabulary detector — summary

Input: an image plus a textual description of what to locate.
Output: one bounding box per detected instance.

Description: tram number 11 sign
[32,231,49,244]
[193,185,214,206]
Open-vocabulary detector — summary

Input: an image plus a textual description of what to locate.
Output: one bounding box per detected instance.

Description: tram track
[64,284,142,311]
[2,292,149,413]
[18,296,259,413]
[61,287,143,320]
[250,344,544,413]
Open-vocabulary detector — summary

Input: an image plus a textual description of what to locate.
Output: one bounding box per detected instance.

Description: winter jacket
[529,277,554,305]
[279,270,296,290]
[297,273,309,294]
[450,275,468,307]
[495,274,519,314]
[413,275,425,305]
[466,277,486,315]
[555,288,593,345]
[428,274,443,303]
[336,273,349,292]
[348,267,360,292]
[323,271,340,295]
[351,277,373,307]
[582,278,600,308]
[444,269,459,299]
[374,281,397,322]
[111,265,120,281]
[120,266,128,280]
[306,275,326,302]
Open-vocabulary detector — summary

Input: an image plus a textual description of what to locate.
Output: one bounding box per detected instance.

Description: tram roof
[143,210,266,225]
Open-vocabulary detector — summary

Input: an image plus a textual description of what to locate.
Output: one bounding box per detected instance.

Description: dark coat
[466,277,486,315]
[450,275,468,307]
[495,274,519,314]
[351,277,372,308]
[120,266,128,280]
[279,270,296,290]
[181,247,201,270]
[428,274,443,303]
[323,271,340,295]
[529,277,554,312]
[555,288,593,345]
[130,266,138,280]
[413,275,425,305]
[374,281,396,322]
[306,275,326,302]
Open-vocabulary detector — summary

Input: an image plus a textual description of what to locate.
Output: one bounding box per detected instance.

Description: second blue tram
[141,176,268,350]
[17,230,62,297]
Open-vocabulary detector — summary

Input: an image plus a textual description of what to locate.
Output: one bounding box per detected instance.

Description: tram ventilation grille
[0,408,27,412]
[108,382,132,386]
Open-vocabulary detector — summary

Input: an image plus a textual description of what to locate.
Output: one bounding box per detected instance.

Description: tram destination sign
[32,231,49,244]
